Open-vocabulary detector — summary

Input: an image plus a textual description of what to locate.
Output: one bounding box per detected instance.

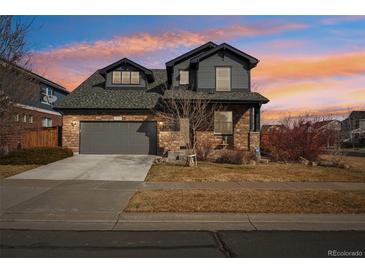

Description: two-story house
[56,42,269,155]
[0,60,69,152]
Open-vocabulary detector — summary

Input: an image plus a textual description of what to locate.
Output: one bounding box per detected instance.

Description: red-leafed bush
[261,117,335,162]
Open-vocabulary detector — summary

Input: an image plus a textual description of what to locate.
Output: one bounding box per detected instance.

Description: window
[121,71,131,84]
[29,115,33,124]
[216,67,231,91]
[112,71,122,84]
[42,117,52,128]
[130,71,140,85]
[14,113,19,122]
[179,70,189,85]
[22,114,27,123]
[41,86,55,104]
[214,111,233,135]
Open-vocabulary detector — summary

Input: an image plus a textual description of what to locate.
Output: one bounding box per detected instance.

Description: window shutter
[216,67,231,91]
[180,71,189,85]
[112,71,122,84]
[121,71,131,84]
[131,71,140,84]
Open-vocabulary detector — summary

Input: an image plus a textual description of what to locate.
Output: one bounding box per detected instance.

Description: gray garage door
[80,121,157,154]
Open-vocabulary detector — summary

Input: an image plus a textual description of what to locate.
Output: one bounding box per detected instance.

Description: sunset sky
[22,16,365,123]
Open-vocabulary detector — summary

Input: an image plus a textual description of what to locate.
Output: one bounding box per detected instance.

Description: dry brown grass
[146,156,365,183]
[0,165,39,179]
[125,189,365,214]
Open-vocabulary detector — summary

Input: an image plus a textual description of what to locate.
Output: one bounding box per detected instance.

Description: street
[1,230,364,258]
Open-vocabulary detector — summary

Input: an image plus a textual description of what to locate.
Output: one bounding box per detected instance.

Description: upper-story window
[41,86,55,104]
[216,67,231,91]
[112,71,122,84]
[131,71,140,85]
[179,70,189,85]
[113,71,140,85]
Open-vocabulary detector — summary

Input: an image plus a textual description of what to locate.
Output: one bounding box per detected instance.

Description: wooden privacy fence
[22,126,61,148]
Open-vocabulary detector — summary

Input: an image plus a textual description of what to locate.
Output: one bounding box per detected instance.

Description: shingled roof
[56,68,269,110]
[163,89,269,103]
[55,69,167,109]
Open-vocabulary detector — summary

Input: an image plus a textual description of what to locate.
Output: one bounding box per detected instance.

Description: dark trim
[99,58,154,82]
[215,66,232,92]
[191,43,259,69]
[165,41,217,67]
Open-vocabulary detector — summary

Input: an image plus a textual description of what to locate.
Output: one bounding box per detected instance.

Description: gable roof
[98,58,155,82]
[55,69,167,110]
[165,41,217,67]
[190,43,259,69]
[0,58,69,94]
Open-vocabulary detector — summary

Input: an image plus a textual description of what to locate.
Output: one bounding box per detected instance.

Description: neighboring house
[56,41,269,155]
[313,120,342,148]
[341,111,365,146]
[342,111,365,132]
[0,61,69,152]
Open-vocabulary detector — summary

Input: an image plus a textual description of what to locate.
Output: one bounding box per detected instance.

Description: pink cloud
[31,21,309,90]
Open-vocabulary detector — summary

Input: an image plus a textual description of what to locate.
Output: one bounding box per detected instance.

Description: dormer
[99,58,155,89]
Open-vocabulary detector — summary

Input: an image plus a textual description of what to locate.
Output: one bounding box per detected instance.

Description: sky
[20,15,365,123]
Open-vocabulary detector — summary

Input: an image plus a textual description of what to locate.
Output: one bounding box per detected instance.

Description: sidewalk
[1,179,365,231]
[1,213,365,231]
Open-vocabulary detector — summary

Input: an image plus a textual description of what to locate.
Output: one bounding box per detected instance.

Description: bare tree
[154,90,221,165]
[0,16,35,117]
[0,16,36,153]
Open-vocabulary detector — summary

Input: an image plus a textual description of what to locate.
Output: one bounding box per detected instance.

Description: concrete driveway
[8,154,155,181]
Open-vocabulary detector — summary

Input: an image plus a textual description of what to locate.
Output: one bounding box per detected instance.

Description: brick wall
[196,105,251,150]
[63,112,187,154]
[62,105,253,154]
[0,105,62,153]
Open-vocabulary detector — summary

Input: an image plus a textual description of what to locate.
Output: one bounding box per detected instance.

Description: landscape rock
[260,159,269,164]
[249,160,256,165]
[299,157,310,165]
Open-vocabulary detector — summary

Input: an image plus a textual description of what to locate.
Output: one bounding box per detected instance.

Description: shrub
[195,139,215,161]
[0,147,73,165]
[261,117,333,162]
[215,149,255,165]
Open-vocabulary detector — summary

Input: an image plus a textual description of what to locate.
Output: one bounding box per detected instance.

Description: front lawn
[125,189,365,214]
[0,165,40,179]
[0,147,73,165]
[146,156,365,183]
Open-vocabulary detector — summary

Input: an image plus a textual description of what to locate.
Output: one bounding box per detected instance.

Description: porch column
[254,105,261,132]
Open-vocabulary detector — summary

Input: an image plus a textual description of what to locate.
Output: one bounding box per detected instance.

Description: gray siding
[105,64,147,89]
[197,52,249,91]
[172,59,195,89]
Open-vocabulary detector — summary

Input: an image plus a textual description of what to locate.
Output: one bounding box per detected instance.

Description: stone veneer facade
[62,105,259,154]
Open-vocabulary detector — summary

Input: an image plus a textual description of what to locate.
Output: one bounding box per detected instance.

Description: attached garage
[80,121,157,155]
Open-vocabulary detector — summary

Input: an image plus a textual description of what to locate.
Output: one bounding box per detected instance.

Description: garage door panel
[80,121,156,154]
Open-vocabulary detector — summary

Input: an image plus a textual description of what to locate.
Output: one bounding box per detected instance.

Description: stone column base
[249,131,261,151]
